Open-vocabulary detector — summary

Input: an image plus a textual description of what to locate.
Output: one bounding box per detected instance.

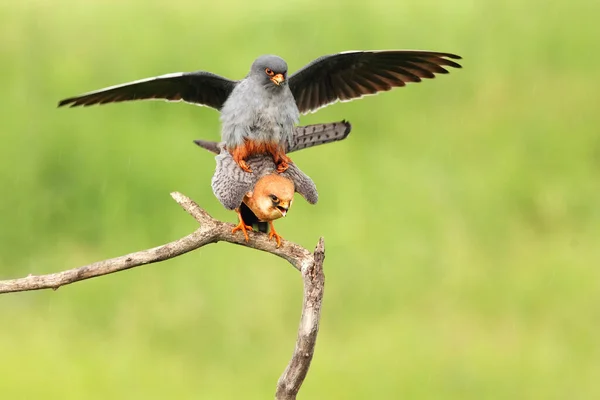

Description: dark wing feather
[58,71,237,110]
[288,50,462,114]
[212,148,257,210]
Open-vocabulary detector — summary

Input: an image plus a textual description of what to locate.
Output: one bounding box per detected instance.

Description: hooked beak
[270,73,285,86]
[276,201,290,217]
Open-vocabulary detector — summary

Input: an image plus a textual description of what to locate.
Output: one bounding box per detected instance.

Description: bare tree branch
[0,192,325,399]
[276,237,325,400]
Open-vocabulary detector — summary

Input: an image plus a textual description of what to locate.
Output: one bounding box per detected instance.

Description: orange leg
[268,221,283,248]
[270,146,292,173]
[232,209,253,242]
[231,144,253,173]
[231,140,291,173]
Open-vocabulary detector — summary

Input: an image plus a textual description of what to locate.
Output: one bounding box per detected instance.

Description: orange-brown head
[243,174,294,222]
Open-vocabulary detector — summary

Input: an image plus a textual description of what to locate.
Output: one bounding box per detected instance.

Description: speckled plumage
[211,144,317,211]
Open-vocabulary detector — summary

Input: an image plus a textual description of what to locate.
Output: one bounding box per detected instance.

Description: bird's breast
[220,84,299,147]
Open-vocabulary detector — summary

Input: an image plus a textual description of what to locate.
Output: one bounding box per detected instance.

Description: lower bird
[58,50,461,173]
[211,145,318,247]
[203,120,349,246]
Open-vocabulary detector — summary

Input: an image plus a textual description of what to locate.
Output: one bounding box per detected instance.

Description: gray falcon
[58,50,462,173]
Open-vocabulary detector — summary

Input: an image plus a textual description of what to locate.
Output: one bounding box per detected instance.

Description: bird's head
[250,55,288,89]
[246,174,294,221]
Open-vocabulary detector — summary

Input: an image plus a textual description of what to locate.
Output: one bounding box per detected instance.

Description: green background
[1,0,599,398]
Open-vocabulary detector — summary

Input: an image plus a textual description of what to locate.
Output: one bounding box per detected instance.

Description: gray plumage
[58,51,461,151]
[289,120,351,151]
[194,120,352,155]
[219,55,299,150]
[212,145,318,211]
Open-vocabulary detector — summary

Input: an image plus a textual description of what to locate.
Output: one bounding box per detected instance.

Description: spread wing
[212,148,257,210]
[194,120,352,155]
[282,165,318,205]
[288,50,462,114]
[58,71,237,110]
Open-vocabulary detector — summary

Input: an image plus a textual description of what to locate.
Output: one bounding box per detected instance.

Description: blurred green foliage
[1,0,599,398]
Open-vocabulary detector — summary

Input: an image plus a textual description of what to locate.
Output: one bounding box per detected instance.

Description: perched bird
[211,145,318,247]
[197,120,352,237]
[58,50,462,173]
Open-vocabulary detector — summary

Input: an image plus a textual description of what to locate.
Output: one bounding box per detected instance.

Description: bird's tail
[239,202,269,233]
[193,139,221,154]
[193,120,352,155]
[287,120,351,152]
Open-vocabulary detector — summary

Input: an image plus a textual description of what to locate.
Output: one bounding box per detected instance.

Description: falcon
[58,50,462,173]
[211,144,319,247]
[197,120,351,243]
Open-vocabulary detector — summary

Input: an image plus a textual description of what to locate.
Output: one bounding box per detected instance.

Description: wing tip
[57,99,73,108]
[58,97,92,108]
[441,53,463,68]
[445,53,462,60]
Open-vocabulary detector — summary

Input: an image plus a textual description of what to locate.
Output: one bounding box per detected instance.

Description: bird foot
[268,221,283,247]
[268,230,283,248]
[273,151,292,173]
[231,144,254,173]
[238,159,253,173]
[232,221,253,242]
[276,160,289,173]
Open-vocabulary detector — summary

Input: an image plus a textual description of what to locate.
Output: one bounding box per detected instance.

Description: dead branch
[0,192,325,399]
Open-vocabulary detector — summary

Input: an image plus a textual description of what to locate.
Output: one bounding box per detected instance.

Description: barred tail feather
[288,120,351,152]
[193,120,352,155]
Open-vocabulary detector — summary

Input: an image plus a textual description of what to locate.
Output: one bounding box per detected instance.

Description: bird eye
[269,194,279,202]
[265,68,274,76]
